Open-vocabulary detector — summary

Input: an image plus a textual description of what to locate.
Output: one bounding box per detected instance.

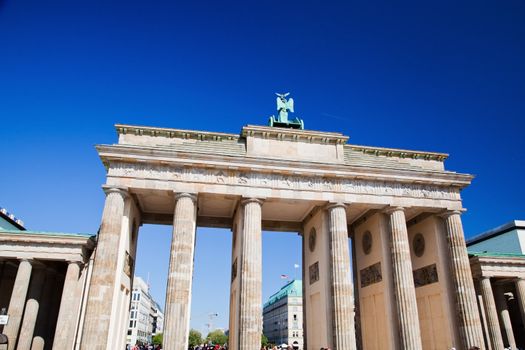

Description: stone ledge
[348,144,448,161]
[242,125,349,145]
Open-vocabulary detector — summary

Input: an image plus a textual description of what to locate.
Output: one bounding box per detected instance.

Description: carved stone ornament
[309,228,317,253]
[362,231,372,255]
[360,262,382,288]
[309,261,319,285]
[413,233,425,257]
[413,264,438,288]
[108,162,461,201]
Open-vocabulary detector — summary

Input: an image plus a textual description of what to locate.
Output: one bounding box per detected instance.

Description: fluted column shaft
[163,193,197,350]
[81,186,128,349]
[386,207,423,350]
[52,261,81,350]
[4,259,32,350]
[239,198,263,350]
[515,278,525,326]
[17,269,46,350]
[494,286,516,349]
[480,277,504,350]
[442,211,485,349]
[327,203,357,350]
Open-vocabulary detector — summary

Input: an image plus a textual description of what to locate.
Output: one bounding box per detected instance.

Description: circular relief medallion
[362,231,372,255]
[413,233,425,257]
[309,228,317,252]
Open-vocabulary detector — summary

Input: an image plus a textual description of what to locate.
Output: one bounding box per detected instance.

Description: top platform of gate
[113,123,451,173]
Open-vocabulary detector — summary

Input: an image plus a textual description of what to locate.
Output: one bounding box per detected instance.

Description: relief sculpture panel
[108,161,460,201]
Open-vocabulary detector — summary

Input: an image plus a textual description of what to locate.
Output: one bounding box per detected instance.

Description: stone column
[238,198,263,350]
[31,337,44,350]
[442,211,486,349]
[326,203,356,350]
[52,261,81,350]
[17,268,46,350]
[80,186,128,349]
[385,207,422,350]
[3,259,32,350]
[494,286,516,349]
[515,278,525,326]
[163,193,197,350]
[479,277,504,350]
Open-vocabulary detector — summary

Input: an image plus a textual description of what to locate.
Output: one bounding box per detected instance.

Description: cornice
[241,125,349,145]
[96,144,473,188]
[115,124,239,141]
[0,231,95,248]
[348,144,448,161]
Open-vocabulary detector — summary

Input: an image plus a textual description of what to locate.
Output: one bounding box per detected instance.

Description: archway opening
[262,231,302,348]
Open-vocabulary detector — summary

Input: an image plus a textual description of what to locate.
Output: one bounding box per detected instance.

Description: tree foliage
[189,329,203,347]
[206,329,228,345]
[261,333,269,347]
[152,333,163,346]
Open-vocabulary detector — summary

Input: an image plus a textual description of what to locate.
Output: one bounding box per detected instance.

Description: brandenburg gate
[79,101,485,349]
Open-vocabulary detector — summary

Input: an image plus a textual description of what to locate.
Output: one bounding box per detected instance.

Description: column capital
[438,209,463,219]
[102,185,129,198]
[325,202,347,211]
[66,260,84,267]
[240,197,264,207]
[382,206,405,215]
[174,192,198,203]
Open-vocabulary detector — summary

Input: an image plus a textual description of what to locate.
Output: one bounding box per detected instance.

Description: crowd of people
[127,344,161,350]
[190,345,227,350]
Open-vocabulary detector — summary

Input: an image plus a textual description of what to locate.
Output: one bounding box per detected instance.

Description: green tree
[189,329,203,347]
[261,333,269,347]
[152,333,163,346]
[206,329,228,345]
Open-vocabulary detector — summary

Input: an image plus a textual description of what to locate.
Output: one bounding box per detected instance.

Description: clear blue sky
[1,0,524,334]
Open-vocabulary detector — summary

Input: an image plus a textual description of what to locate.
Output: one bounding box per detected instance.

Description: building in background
[467,220,525,349]
[152,300,164,336]
[127,276,164,346]
[0,207,25,230]
[0,206,94,350]
[263,280,303,348]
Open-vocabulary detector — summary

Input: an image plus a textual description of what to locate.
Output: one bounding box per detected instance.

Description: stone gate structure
[79,123,486,350]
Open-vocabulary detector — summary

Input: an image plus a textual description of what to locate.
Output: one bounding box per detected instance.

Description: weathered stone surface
[479,277,504,350]
[494,286,516,350]
[4,259,32,350]
[17,269,46,350]
[80,186,128,349]
[52,262,81,350]
[238,198,263,350]
[515,278,525,326]
[386,207,423,350]
[327,203,357,350]
[443,211,486,349]
[163,193,197,350]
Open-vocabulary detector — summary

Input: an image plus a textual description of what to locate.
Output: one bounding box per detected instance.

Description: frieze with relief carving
[360,262,382,288]
[108,162,460,201]
[413,264,438,288]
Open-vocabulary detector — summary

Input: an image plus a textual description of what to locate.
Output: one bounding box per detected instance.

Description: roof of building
[466,220,525,246]
[0,207,26,230]
[0,228,94,238]
[469,251,525,259]
[264,280,302,308]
